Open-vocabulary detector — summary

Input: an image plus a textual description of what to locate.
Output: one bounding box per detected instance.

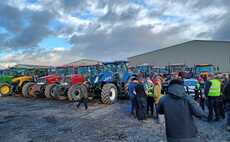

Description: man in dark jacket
[135,78,147,121]
[158,79,206,142]
[223,79,230,131]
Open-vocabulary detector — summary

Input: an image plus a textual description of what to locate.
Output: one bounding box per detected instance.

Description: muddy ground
[0,96,229,142]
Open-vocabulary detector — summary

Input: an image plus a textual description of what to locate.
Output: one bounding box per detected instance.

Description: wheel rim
[28,86,33,96]
[1,85,10,95]
[72,89,80,100]
[50,86,57,97]
[109,88,116,101]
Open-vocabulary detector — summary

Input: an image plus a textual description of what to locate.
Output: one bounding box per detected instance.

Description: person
[128,77,138,116]
[223,77,230,131]
[153,78,162,123]
[145,77,155,117]
[135,78,147,121]
[194,79,205,110]
[205,74,222,122]
[75,85,88,110]
[158,79,206,142]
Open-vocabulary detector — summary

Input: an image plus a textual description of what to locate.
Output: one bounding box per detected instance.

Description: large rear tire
[101,83,118,104]
[45,84,58,99]
[22,82,35,97]
[67,84,88,101]
[0,83,12,96]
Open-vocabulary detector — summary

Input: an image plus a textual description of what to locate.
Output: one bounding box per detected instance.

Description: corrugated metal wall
[128,40,230,72]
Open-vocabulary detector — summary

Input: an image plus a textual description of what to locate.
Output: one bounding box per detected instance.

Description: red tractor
[48,64,102,101]
[30,66,85,100]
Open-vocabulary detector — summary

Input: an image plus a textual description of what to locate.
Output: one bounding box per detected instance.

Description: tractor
[83,61,134,104]
[194,64,219,79]
[0,69,14,96]
[165,64,187,73]
[66,64,103,101]
[56,61,134,104]
[45,64,104,101]
[45,65,86,100]
[29,65,92,100]
[26,66,66,98]
[0,67,37,96]
[135,64,154,78]
[20,67,48,97]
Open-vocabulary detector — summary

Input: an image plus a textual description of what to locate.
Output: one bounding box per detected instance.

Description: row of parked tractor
[0,61,222,105]
[0,61,135,104]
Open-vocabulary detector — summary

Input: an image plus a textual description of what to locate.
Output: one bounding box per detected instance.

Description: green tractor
[0,69,14,96]
[0,66,48,97]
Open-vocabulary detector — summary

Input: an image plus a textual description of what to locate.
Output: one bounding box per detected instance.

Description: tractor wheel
[0,83,12,96]
[67,84,88,101]
[45,84,58,99]
[22,82,35,97]
[101,83,118,104]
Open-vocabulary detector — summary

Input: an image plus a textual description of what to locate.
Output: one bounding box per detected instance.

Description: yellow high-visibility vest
[208,79,221,97]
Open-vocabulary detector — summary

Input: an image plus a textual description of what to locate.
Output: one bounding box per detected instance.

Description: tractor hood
[94,71,113,83]
[39,74,62,84]
[12,76,33,83]
[65,74,85,85]
[0,75,14,84]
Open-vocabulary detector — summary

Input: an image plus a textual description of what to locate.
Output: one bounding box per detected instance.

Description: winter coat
[154,82,162,104]
[158,80,206,141]
[224,81,230,103]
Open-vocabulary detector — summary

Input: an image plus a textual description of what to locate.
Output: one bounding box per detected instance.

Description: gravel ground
[0,96,229,142]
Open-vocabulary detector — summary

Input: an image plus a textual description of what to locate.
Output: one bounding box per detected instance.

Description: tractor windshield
[55,67,73,76]
[76,66,101,75]
[104,63,127,73]
[76,66,90,75]
[167,65,186,73]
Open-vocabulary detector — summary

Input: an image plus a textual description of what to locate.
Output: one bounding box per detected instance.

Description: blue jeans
[225,103,230,126]
[129,95,137,114]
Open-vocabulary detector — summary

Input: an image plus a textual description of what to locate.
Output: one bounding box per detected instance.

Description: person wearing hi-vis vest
[145,77,154,117]
[205,74,221,122]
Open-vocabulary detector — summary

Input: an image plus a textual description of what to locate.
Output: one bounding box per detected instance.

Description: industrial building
[128,40,230,72]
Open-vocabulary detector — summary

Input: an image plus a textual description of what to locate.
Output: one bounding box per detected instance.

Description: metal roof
[128,40,230,59]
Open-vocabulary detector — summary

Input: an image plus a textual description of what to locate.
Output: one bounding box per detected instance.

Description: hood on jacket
[168,79,186,98]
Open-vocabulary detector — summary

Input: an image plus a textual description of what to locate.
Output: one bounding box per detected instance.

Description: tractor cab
[135,64,154,77]
[74,64,102,84]
[96,61,132,84]
[194,64,219,79]
[166,64,187,73]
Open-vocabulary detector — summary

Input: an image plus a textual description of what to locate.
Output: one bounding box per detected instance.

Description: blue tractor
[89,61,134,104]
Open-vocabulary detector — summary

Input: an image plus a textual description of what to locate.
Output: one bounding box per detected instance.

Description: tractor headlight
[37,78,47,85]
[61,82,69,86]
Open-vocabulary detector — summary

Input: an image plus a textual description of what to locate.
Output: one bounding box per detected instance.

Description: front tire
[45,84,58,99]
[101,83,118,104]
[22,82,35,97]
[67,84,88,101]
[0,83,12,96]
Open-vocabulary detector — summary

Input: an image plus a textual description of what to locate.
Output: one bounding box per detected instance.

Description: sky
[0,0,229,67]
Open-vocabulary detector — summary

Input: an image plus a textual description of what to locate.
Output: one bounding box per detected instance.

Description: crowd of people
[128,72,230,142]
[128,74,162,122]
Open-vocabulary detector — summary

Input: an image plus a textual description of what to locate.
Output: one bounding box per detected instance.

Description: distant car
[184,79,198,96]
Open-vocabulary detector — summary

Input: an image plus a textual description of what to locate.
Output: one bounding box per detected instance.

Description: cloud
[0,3,23,33]
[0,0,229,67]
[6,10,53,48]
